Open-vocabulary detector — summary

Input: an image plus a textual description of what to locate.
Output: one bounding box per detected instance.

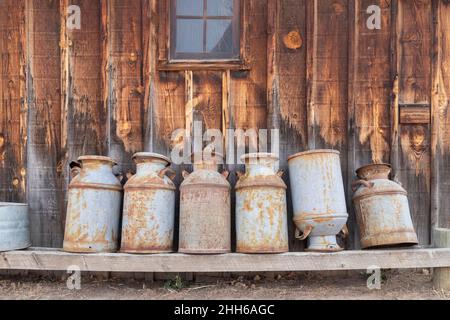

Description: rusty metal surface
[288,150,348,252]
[352,164,418,249]
[120,153,176,253]
[0,202,31,252]
[179,154,231,254]
[235,153,289,253]
[63,156,122,253]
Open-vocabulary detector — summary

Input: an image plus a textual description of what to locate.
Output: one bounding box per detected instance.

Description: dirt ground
[0,269,449,300]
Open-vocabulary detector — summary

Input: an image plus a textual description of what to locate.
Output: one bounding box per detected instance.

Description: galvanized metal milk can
[352,163,418,249]
[121,152,176,253]
[63,156,123,253]
[179,153,231,254]
[236,153,289,253]
[288,150,348,252]
[0,203,31,252]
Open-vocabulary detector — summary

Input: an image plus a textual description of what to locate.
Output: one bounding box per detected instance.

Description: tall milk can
[0,203,31,252]
[235,153,289,253]
[179,153,231,254]
[288,150,348,252]
[352,163,418,249]
[121,152,176,253]
[63,156,123,253]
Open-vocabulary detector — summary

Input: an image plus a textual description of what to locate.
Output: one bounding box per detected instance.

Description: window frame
[170,0,241,61]
[158,0,248,71]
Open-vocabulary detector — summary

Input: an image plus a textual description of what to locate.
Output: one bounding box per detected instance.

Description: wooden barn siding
[0,0,27,205]
[1,0,450,249]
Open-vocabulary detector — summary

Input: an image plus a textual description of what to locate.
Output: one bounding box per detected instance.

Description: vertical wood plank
[432,0,450,229]
[347,0,357,249]
[230,0,268,154]
[145,0,186,157]
[433,0,450,228]
[0,0,27,204]
[307,0,349,156]
[430,0,440,234]
[27,0,63,247]
[108,0,144,174]
[192,71,223,152]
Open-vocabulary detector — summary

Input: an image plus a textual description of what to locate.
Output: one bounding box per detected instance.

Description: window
[170,0,240,61]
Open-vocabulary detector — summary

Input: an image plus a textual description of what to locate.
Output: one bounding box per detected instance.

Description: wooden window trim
[158,0,249,71]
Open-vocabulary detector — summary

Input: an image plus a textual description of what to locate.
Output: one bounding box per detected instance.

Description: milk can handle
[295,225,313,241]
[69,161,81,179]
[159,167,176,181]
[221,170,230,180]
[351,180,374,192]
[236,171,245,180]
[182,170,191,179]
[339,225,349,239]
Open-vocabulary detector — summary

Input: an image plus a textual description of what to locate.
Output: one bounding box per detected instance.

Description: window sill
[157,60,250,71]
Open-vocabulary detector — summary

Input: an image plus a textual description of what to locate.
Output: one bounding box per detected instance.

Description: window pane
[176,19,204,53]
[207,0,233,16]
[176,0,203,16]
[206,19,232,53]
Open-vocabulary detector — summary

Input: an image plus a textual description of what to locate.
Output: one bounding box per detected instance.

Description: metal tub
[0,203,31,252]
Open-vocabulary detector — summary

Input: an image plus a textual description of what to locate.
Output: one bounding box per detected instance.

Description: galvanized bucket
[235,153,289,253]
[0,203,31,252]
[179,152,231,254]
[352,163,418,249]
[288,150,348,252]
[63,155,123,253]
[121,152,176,253]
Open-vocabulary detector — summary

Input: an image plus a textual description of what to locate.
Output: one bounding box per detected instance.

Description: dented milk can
[179,153,231,254]
[352,163,418,249]
[288,150,348,252]
[236,153,289,253]
[121,152,176,253]
[0,203,31,252]
[63,156,123,253]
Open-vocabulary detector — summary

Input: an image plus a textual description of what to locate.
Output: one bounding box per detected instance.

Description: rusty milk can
[0,203,31,252]
[121,152,176,253]
[63,156,123,253]
[352,163,418,249]
[179,153,231,254]
[288,150,348,252]
[235,153,289,253]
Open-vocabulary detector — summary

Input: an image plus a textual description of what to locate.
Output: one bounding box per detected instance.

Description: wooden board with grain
[433,0,450,230]
[107,0,144,175]
[0,0,27,204]
[1,248,449,273]
[26,0,64,247]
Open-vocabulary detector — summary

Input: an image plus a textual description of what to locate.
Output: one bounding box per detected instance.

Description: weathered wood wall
[1,0,449,250]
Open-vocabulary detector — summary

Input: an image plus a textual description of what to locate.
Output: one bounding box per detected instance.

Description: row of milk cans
[62,150,418,254]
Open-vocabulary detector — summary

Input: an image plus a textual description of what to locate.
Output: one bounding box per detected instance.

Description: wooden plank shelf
[0,248,449,273]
